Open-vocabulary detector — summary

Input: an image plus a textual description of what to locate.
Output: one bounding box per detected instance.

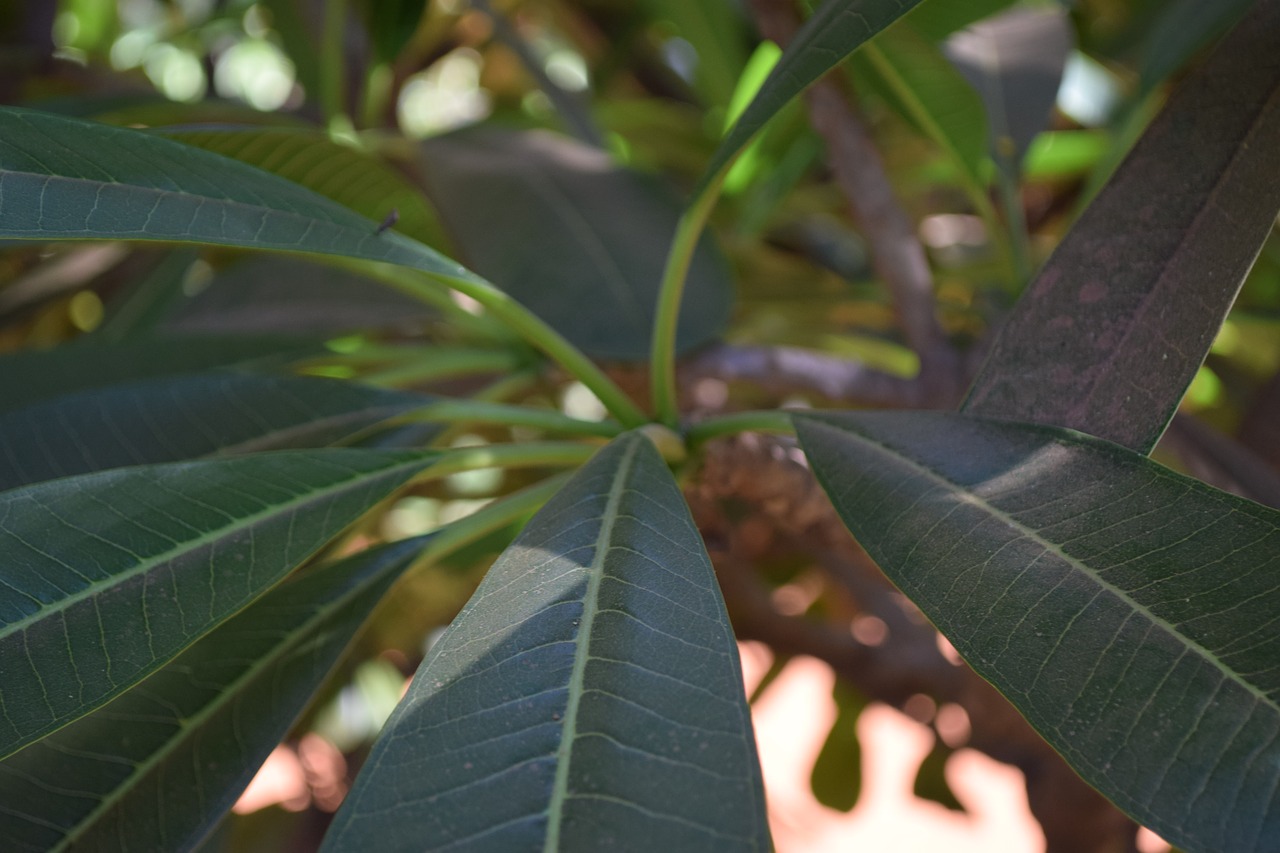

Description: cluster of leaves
[0,0,1278,851]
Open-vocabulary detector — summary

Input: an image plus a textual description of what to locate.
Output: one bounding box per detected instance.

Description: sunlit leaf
[324,432,771,851]
[796,410,1280,852]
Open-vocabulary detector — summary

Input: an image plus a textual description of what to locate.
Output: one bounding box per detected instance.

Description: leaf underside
[323,432,770,852]
[795,411,1280,853]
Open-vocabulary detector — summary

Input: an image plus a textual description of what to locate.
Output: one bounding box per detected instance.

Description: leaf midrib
[803,416,1280,714]
[542,434,640,850]
[0,452,428,641]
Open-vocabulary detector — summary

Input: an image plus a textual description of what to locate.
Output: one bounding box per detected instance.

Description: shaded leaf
[699,0,926,195]
[0,107,480,286]
[324,432,770,851]
[0,536,429,852]
[0,372,432,490]
[419,127,733,359]
[641,0,749,107]
[902,0,1017,41]
[963,1,1280,453]
[1134,0,1253,95]
[810,683,867,812]
[0,336,322,414]
[943,7,1072,168]
[164,127,447,248]
[161,254,434,335]
[0,448,432,759]
[795,410,1280,852]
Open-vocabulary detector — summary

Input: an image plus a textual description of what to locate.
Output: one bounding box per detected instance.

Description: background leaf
[324,432,771,851]
[0,448,431,759]
[419,127,733,359]
[809,683,867,812]
[963,1,1280,453]
[0,372,432,490]
[0,535,428,853]
[795,410,1280,852]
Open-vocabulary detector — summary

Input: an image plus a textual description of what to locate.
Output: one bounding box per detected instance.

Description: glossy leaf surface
[796,410,1280,852]
[0,372,430,490]
[0,448,431,759]
[0,536,429,852]
[419,127,733,359]
[963,0,1280,453]
[325,432,770,851]
[0,107,478,285]
[700,0,925,194]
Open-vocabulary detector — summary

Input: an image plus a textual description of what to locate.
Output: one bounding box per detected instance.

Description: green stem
[320,0,349,126]
[359,349,526,387]
[686,409,795,450]
[995,156,1032,288]
[650,184,724,427]
[410,472,572,570]
[438,273,648,428]
[405,400,623,439]
[418,441,598,481]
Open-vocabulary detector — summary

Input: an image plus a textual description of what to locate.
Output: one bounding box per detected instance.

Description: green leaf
[0,448,432,759]
[810,683,867,812]
[324,432,771,851]
[902,0,1017,41]
[699,0,926,196]
[163,127,447,249]
[0,336,322,414]
[0,535,428,853]
[963,2,1280,453]
[942,7,1072,168]
[913,737,965,812]
[795,410,1280,853]
[419,127,733,359]
[640,0,749,107]
[1133,0,1253,95]
[0,106,477,286]
[0,372,432,490]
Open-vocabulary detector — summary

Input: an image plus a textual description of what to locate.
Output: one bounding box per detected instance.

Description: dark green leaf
[1134,0,1253,94]
[963,2,1280,453]
[903,0,1017,42]
[943,7,1071,167]
[419,127,733,359]
[0,536,429,853]
[795,410,1280,852]
[810,683,867,812]
[163,127,447,249]
[0,107,479,286]
[161,254,434,335]
[0,336,322,414]
[0,372,431,490]
[324,432,771,851]
[699,0,926,196]
[0,448,432,759]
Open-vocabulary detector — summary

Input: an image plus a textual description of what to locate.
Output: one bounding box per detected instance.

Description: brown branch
[748,0,962,406]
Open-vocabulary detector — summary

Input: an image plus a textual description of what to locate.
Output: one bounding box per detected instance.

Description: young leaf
[963,0,1280,453]
[323,432,771,851]
[0,448,433,759]
[0,373,433,490]
[418,127,733,360]
[795,410,1280,852]
[0,535,429,853]
[698,0,926,196]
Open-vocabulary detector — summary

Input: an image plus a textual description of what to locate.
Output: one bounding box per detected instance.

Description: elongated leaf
[0,372,432,490]
[963,1,1280,453]
[0,535,429,853]
[324,432,770,851]
[1134,0,1253,94]
[0,448,432,759]
[0,336,321,414]
[699,0,925,195]
[164,127,446,248]
[795,410,1280,852]
[0,107,478,285]
[419,127,733,359]
[943,7,1071,168]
